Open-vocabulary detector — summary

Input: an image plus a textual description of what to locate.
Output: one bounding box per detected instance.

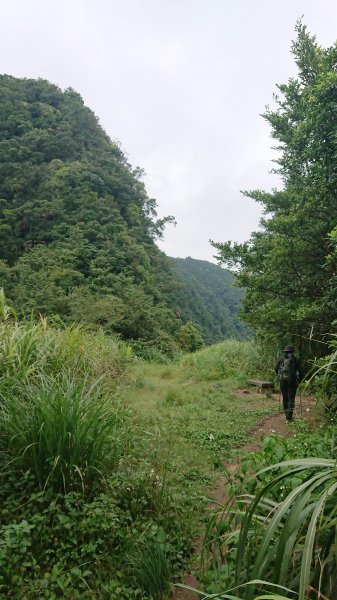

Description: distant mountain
[169,257,249,344]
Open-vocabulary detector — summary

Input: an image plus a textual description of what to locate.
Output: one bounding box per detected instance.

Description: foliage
[175,320,204,353]
[0,75,185,350]
[0,315,133,493]
[0,76,249,354]
[212,22,337,356]
[128,537,172,600]
[0,296,281,598]
[180,339,274,381]
[305,335,337,413]
[0,317,129,386]
[0,471,178,599]
[202,423,337,600]
[0,374,125,492]
[0,314,199,598]
[169,257,248,344]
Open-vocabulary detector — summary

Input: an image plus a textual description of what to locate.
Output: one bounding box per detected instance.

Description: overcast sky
[1,1,337,262]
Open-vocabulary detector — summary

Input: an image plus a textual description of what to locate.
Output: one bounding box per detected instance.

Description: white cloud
[1,0,337,262]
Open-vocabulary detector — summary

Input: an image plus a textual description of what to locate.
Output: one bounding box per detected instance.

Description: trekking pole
[299,389,303,417]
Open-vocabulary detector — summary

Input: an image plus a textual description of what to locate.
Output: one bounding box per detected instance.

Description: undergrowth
[0,295,280,598]
[201,420,337,600]
[180,339,274,382]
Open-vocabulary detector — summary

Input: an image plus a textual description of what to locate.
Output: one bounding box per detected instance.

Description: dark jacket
[275,352,302,385]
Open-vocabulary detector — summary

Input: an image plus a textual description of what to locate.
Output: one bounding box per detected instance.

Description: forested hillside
[169,257,248,343]
[213,23,337,357]
[0,75,249,355]
[0,75,184,354]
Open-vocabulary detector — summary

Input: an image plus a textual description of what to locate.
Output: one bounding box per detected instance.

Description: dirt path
[171,391,316,599]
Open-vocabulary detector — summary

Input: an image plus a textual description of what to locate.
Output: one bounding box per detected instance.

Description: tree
[176,321,204,353]
[0,75,180,348]
[213,23,337,356]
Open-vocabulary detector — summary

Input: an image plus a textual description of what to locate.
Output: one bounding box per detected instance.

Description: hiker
[275,345,302,422]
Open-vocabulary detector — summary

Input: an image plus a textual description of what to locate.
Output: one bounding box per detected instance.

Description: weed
[164,388,183,406]
[130,368,145,388]
[161,367,173,379]
[129,537,171,600]
[180,339,274,382]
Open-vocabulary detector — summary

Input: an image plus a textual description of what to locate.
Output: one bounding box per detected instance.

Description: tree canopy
[0,75,180,348]
[169,257,248,344]
[0,75,245,353]
[213,22,337,356]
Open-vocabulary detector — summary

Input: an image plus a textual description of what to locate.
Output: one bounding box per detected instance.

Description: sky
[1,0,337,262]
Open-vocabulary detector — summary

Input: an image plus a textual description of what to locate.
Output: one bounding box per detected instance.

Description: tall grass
[129,539,171,599]
[0,317,133,492]
[180,339,274,381]
[0,319,131,386]
[0,372,125,492]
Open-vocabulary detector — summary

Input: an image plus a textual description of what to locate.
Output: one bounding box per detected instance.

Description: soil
[170,390,316,599]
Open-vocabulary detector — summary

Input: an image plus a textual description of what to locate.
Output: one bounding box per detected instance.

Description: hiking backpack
[279,355,296,382]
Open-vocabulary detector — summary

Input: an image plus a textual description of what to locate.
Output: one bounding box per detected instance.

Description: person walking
[275,345,302,422]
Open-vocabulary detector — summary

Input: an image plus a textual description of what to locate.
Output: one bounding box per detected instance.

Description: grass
[0,299,281,598]
[0,319,132,493]
[119,360,277,501]
[180,339,275,382]
[1,373,125,492]
[200,418,337,600]
[129,539,172,600]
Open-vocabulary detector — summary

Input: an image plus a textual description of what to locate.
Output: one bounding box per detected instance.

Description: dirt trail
[171,391,316,600]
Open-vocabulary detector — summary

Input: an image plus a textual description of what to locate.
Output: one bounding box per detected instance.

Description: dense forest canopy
[169,257,248,344]
[213,22,337,357]
[0,75,181,352]
[0,75,244,353]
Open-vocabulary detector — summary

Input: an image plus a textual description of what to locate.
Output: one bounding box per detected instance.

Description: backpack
[279,355,296,382]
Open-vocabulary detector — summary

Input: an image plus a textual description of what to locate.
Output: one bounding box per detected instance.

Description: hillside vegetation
[0,75,181,351]
[169,257,248,344]
[0,75,244,357]
[0,299,275,599]
[2,20,337,600]
[203,22,337,600]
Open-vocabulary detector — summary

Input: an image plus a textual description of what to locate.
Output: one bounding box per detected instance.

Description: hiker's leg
[280,381,288,418]
[287,385,297,421]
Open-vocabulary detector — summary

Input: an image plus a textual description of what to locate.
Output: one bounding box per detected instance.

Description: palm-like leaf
[204,459,337,600]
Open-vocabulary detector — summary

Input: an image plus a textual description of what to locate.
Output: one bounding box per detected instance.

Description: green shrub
[129,538,172,600]
[0,483,129,597]
[202,425,337,600]
[0,318,132,493]
[0,373,126,492]
[0,320,130,388]
[180,339,273,381]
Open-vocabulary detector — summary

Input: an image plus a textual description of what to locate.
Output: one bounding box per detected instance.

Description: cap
[283,345,294,352]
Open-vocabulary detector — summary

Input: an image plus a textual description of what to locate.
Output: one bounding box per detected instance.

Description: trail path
[171,390,316,600]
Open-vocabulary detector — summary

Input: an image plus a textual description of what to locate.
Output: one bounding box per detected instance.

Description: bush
[0,318,132,493]
[180,339,273,381]
[202,426,337,600]
[0,320,130,387]
[129,538,172,600]
[0,373,126,492]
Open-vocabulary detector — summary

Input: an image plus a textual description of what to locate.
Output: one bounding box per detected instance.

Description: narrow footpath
[172,391,316,600]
